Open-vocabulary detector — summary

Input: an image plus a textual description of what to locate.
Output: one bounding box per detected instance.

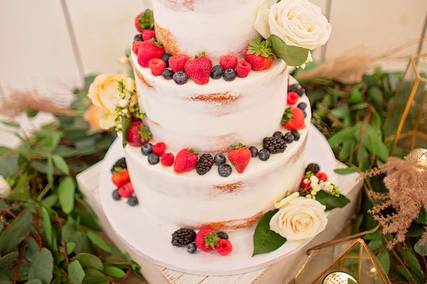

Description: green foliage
[315,190,350,211]
[0,77,143,283]
[269,35,310,66]
[252,210,286,256]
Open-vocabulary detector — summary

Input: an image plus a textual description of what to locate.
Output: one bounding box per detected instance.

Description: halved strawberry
[227,144,251,174]
[112,169,130,187]
[244,39,274,71]
[134,9,154,33]
[127,121,152,147]
[174,149,198,173]
[281,107,305,131]
[137,39,165,68]
[184,54,212,85]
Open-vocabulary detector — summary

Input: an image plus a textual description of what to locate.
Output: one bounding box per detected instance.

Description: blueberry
[297,102,307,111]
[127,196,139,207]
[217,231,229,240]
[258,149,270,161]
[173,71,188,85]
[283,132,294,143]
[223,69,236,81]
[133,34,143,41]
[162,53,171,66]
[210,65,223,79]
[218,164,232,177]
[112,189,121,201]
[162,68,174,80]
[187,242,197,254]
[249,146,258,158]
[147,153,160,165]
[273,131,283,139]
[306,163,320,174]
[214,154,226,166]
[141,143,153,156]
[291,130,300,141]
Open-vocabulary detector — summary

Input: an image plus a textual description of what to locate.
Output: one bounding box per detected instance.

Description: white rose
[0,175,11,199]
[270,196,327,241]
[256,0,331,50]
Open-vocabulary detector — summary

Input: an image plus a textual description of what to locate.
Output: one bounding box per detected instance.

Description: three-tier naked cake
[89,0,351,269]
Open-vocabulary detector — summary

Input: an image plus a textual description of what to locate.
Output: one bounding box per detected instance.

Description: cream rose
[0,175,11,199]
[255,0,331,50]
[270,194,327,240]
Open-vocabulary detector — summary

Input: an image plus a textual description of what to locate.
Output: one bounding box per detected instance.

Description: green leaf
[0,251,18,271]
[399,247,424,279]
[121,116,131,147]
[58,177,75,214]
[367,239,383,252]
[84,268,109,284]
[47,157,53,188]
[252,210,286,256]
[269,35,310,66]
[0,210,33,255]
[68,260,85,284]
[334,167,359,175]
[25,280,42,284]
[87,232,112,253]
[103,266,126,278]
[66,242,76,255]
[28,248,53,284]
[74,253,103,270]
[315,190,350,211]
[40,207,52,248]
[9,174,30,201]
[376,250,390,274]
[52,155,69,175]
[414,239,427,256]
[357,147,370,170]
[328,126,357,148]
[61,221,92,254]
[363,125,389,161]
[41,195,58,208]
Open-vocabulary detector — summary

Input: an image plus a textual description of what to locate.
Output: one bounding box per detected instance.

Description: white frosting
[132,52,288,152]
[153,0,264,59]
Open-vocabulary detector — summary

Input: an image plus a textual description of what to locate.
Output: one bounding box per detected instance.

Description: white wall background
[0,0,426,105]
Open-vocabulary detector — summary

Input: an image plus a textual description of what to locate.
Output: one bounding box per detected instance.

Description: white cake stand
[99,125,348,276]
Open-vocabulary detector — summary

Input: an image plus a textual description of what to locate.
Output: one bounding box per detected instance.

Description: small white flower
[274,191,300,209]
[118,99,129,108]
[310,175,319,185]
[0,176,11,199]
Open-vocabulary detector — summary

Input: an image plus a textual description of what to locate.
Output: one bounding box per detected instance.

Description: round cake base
[99,125,341,276]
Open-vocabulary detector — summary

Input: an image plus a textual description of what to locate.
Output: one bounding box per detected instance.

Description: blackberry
[223,69,236,81]
[162,68,174,80]
[111,157,127,172]
[133,34,143,41]
[292,130,300,141]
[273,131,283,139]
[171,228,196,247]
[127,196,139,207]
[187,243,197,254]
[141,143,153,156]
[162,53,171,66]
[283,132,294,143]
[258,149,270,161]
[214,154,226,166]
[196,154,214,175]
[173,71,188,85]
[288,83,305,97]
[210,65,223,79]
[297,102,307,111]
[217,231,229,240]
[147,153,160,165]
[306,163,320,174]
[249,146,258,158]
[218,164,232,177]
[112,189,121,201]
[263,136,286,154]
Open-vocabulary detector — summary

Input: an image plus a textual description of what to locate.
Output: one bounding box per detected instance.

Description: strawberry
[112,169,130,187]
[152,142,166,157]
[132,40,143,55]
[216,239,232,256]
[127,121,152,147]
[184,54,212,85]
[287,91,299,105]
[244,39,274,71]
[220,55,238,70]
[235,61,252,78]
[227,144,251,174]
[161,153,174,167]
[195,227,218,252]
[134,9,154,33]
[281,107,306,131]
[137,39,165,68]
[118,182,134,198]
[316,172,328,181]
[149,58,166,76]
[142,29,156,41]
[169,54,188,72]
[174,149,198,173]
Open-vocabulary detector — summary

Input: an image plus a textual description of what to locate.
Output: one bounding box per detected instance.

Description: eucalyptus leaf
[357,147,370,171]
[376,249,390,274]
[66,242,76,255]
[83,268,109,284]
[8,174,30,201]
[58,177,75,214]
[252,210,286,256]
[74,253,103,270]
[315,190,350,211]
[28,248,53,284]
[103,266,126,278]
[269,35,309,66]
[363,125,389,161]
[47,158,54,188]
[40,207,52,248]
[52,155,69,175]
[0,251,18,271]
[328,127,357,148]
[334,167,359,175]
[0,210,32,255]
[414,239,427,256]
[68,260,85,284]
[87,231,112,252]
[25,280,42,284]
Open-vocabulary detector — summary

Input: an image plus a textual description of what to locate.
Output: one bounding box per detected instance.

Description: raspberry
[288,83,305,97]
[316,172,328,181]
[216,239,232,256]
[235,61,251,78]
[169,54,188,72]
[142,29,156,41]
[149,58,166,76]
[195,227,217,252]
[161,152,174,167]
[132,41,142,55]
[152,142,166,157]
[220,55,238,70]
[118,182,134,198]
[287,91,299,105]
[299,178,311,195]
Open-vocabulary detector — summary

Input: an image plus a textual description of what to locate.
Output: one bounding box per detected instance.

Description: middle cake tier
[132,53,288,152]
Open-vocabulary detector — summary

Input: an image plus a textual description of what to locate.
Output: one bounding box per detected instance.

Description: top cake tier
[153,0,264,59]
